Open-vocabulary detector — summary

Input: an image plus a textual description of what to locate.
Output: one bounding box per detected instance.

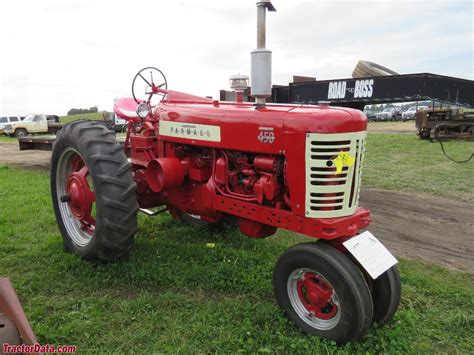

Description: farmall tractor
[50,1,400,344]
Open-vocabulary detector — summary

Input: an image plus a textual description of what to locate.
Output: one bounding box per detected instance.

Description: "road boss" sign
[327,79,374,99]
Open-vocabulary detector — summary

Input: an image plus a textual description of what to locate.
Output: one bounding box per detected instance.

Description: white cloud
[0,0,472,115]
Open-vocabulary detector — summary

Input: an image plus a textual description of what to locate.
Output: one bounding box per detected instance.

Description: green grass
[59,112,103,123]
[363,134,474,201]
[0,135,15,142]
[0,166,473,353]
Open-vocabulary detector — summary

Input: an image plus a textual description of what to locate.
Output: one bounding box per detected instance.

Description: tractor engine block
[214,151,283,206]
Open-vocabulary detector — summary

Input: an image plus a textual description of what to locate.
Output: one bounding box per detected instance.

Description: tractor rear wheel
[51,120,138,261]
[273,242,373,344]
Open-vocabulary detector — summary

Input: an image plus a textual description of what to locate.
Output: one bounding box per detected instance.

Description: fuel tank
[156,90,367,154]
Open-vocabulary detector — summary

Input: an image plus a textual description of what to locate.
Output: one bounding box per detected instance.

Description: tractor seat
[113,98,141,122]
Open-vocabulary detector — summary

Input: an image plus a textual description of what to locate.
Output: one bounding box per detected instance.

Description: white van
[0,116,22,132]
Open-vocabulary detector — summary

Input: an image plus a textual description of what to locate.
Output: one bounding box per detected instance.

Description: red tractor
[50,1,400,344]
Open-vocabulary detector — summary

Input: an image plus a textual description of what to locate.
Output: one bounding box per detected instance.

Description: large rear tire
[51,120,138,261]
[273,242,373,344]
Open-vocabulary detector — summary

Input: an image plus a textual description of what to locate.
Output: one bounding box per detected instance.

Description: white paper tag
[343,231,398,279]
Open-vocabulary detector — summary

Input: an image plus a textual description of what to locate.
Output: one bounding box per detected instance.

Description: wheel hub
[297,272,338,320]
[63,156,96,235]
[68,174,89,218]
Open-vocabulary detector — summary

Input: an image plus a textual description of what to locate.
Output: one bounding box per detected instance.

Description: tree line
[67,106,98,116]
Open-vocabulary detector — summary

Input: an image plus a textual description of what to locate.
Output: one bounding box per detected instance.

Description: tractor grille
[305,131,367,218]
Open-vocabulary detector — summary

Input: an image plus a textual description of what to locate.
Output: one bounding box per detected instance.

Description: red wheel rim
[287,268,340,330]
[296,272,338,320]
[65,155,96,235]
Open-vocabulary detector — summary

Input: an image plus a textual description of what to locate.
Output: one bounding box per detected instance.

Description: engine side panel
[129,99,370,240]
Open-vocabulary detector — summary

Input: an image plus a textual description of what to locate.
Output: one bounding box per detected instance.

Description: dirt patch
[1,140,472,273]
[0,141,50,170]
[360,188,473,273]
[368,121,416,134]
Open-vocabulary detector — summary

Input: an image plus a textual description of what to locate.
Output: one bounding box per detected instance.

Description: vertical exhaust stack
[251,1,276,107]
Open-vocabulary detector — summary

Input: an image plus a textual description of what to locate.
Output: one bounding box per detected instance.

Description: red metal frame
[113,88,371,241]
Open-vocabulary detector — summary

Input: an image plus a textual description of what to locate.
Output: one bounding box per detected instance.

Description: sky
[0,0,472,115]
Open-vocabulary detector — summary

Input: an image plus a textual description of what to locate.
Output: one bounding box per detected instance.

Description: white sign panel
[159,120,221,142]
[343,231,398,279]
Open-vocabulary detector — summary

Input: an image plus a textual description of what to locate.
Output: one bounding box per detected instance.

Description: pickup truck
[3,114,62,137]
[375,107,402,121]
[402,106,429,121]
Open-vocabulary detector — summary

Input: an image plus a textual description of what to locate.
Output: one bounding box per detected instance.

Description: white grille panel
[305,131,367,218]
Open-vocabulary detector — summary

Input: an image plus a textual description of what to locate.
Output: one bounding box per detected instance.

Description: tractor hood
[155,91,367,155]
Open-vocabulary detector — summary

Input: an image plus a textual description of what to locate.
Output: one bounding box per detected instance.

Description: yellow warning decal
[332,151,355,174]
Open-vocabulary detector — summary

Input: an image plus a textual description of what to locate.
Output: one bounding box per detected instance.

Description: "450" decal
[258,127,275,144]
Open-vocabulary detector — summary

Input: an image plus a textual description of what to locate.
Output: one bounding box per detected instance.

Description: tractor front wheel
[371,266,401,326]
[273,242,373,344]
[51,120,138,261]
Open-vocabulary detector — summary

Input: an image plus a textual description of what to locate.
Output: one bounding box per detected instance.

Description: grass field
[0,130,473,352]
[59,112,103,123]
[0,167,472,353]
[0,136,15,142]
[364,134,474,201]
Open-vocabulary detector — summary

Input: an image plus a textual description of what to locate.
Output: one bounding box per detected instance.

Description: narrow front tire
[371,266,401,326]
[273,242,373,344]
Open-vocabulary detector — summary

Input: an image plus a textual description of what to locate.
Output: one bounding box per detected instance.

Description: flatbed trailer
[18,135,126,151]
[18,135,57,151]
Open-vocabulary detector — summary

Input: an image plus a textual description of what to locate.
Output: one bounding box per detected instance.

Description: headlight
[136,102,150,119]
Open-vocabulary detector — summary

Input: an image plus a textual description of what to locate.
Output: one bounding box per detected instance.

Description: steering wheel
[131,67,168,107]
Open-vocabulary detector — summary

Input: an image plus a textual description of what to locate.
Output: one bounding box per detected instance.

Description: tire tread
[51,119,138,261]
